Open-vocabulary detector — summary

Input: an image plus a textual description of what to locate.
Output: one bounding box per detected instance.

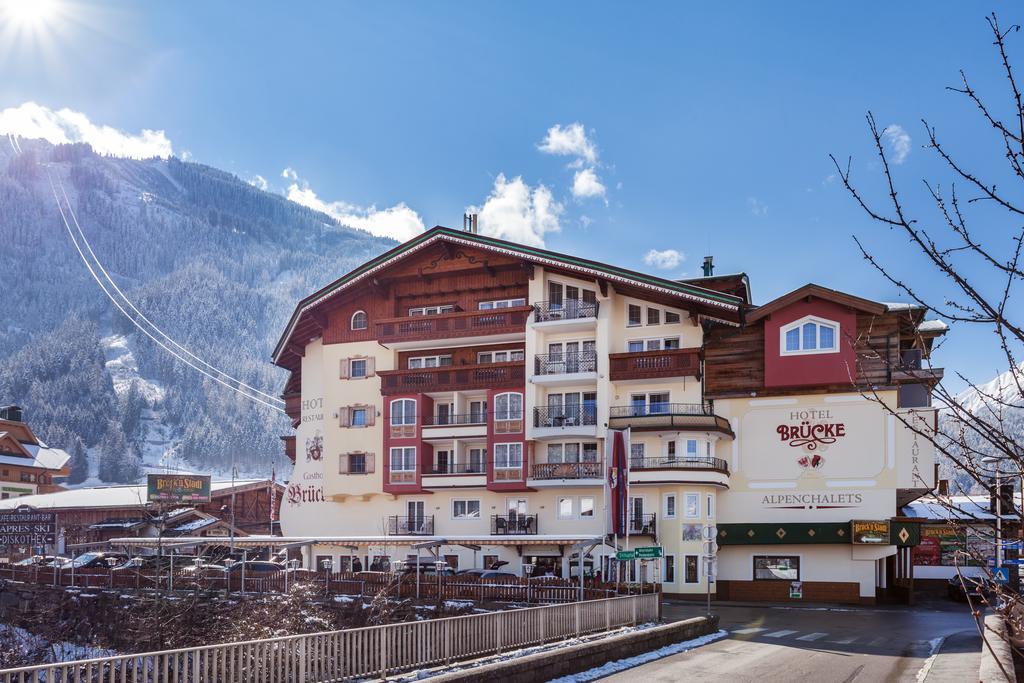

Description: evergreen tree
[68,436,89,485]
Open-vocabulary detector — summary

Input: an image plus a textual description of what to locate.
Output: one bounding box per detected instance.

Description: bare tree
[831,12,1024,677]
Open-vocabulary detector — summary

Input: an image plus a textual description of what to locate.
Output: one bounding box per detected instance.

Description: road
[599,599,981,683]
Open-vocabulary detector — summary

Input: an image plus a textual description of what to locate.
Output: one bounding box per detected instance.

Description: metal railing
[531,461,603,480]
[422,412,488,426]
[533,299,599,323]
[491,513,539,535]
[534,351,597,375]
[609,402,713,418]
[629,455,730,474]
[0,593,660,682]
[387,515,435,535]
[533,405,598,428]
[628,513,657,536]
[426,461,486,475]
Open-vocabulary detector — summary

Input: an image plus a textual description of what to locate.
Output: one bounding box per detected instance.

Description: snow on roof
[882,302,925,311]
[918,320,949,333]
[9,444,70,471]
[171,518,219,533]
[0,479,270,511]
[902,494,1020,522]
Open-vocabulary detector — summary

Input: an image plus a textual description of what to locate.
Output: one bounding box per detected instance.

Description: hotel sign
[147,474,212,504]
[851,520,890,544]
[0,509,56,546]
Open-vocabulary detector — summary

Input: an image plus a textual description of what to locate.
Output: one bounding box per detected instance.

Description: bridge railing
[0,592,660,682]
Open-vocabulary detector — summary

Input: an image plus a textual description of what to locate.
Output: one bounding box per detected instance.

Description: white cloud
[249,175,269,191]
[467,173,563,248]
[283,168,424,242]
[538,122,598,164]
[0,102,173,159]
[882,124,911,164]
[643,248,684,270]
[572,168,606,200]
[747,197,768,216]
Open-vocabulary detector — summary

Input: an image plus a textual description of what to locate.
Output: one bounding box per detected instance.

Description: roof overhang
[273,226,744,365]
[746,283,888,323]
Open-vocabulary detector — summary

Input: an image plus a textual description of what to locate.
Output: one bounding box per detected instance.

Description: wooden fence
[0,592,660,682]
[0,565,622,604]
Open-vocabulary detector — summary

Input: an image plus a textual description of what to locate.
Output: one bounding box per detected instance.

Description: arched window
[780,316,838,355]
[494,392,523,422]
[390,399,416,426]
[351,310,368,330]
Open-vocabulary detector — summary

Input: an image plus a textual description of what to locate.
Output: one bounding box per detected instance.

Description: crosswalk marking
[796,632,828,642]
[764,630,798,638]
[830,635,858,645]
[732,627,769,634]
[866,636,888,647]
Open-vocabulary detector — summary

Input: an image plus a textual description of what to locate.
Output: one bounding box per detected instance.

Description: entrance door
[408,501,425,533]
[468,447,485,473]
[546,394,564,426]
[435,449,451,474]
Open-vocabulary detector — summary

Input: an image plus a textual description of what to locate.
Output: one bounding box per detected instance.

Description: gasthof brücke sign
[147,474,212,503]
[0,509,56,545]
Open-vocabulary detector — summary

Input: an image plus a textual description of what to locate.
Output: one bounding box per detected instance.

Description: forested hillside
[0,139,394,482]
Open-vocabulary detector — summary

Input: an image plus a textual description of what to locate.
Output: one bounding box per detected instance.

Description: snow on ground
[101,333,166,403]
[546,629,729,682]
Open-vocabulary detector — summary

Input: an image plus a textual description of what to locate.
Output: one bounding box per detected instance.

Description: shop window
[781,316,838,355]
[753,555,800,581]
[350,311,367,330]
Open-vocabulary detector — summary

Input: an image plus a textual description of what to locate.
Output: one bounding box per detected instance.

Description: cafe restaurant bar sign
[0,508,56,546]
[851,520,890,545]
[147,474,212,504]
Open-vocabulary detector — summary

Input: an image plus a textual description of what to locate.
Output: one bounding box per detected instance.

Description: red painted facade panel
[763,299,857,389]
[485,387,529,492]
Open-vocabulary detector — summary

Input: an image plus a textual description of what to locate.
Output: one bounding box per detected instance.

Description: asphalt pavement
[598,598,981,682]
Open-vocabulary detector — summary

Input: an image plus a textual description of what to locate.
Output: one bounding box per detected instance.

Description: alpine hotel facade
[273,225,943,605]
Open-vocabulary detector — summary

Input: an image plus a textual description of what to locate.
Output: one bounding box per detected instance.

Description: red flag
[270,463,278,523]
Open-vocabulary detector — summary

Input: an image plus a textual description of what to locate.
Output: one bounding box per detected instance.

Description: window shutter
[365,406,376,426]
[339,453,349,474]
[339,407,350,428]
[366,453,375,474]
[339,358,350,379]
[365,357,376,377]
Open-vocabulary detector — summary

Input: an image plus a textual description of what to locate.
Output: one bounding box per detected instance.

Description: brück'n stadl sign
[0,510,56,546]
[147,474,212,503]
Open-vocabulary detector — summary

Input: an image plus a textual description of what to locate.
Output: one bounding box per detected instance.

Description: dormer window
[781,316,838,355]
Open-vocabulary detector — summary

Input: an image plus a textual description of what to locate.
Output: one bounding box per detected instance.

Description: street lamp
[523,563,535,604]
[983,456,1021,583]
[434,560,446,602]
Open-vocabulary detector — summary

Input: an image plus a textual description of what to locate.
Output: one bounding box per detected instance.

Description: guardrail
[533,406,598,428]
[629,455,730,474]
[534,351,598,375]
[0,593,660,682]
[533,299,599,323]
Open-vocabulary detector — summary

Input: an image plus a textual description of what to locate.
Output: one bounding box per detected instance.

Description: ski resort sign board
[147,474,212,504]
[0,508,56,546]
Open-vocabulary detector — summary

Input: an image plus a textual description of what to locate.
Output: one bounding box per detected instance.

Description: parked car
[456,568,517,580]
[61,552,127,570]
[111,555,198,572]
[227,560,284,575]
[13,555,67,567]
[401,559,454,576]
[947,575,992,602]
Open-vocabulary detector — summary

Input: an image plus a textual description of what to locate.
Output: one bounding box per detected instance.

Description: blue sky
[1,1,1021,388]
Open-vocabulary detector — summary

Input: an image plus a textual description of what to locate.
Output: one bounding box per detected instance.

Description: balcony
[425,461,486,475]
[422,412,488,427]
[531,300,599,333]
[533,352,598,386]
[609,348,701,381]
[532,405,599,439]
[387,515,434,535]
[379,362,525,396]
[608,403,733,436]
[421,411,489,440]
[529,461,602,483]
[491,514,538,535]
[630,456,729,475]
[628,513,657,536]
[376,307,530,348]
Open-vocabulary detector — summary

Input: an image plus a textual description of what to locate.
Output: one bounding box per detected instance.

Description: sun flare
[0,0,59,29]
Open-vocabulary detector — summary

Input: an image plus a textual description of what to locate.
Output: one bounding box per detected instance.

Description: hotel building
[273,225,943,604]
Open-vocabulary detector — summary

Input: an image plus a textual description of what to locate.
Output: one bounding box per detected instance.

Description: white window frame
[408,354,452,369]
[683,554,701,584]
[663,554,677,583]
[579,496,595,518]
[557,496,575,519]
[665,310,682,324]
[684,492,700,519]
[494,443,523,470]
[494,392,523,422]
[390,399,416,426]
[350,358,368,378]
[664,493,677,519]
[479,298,526,310]
[408,305,455,316]
[351,407,367,427]
[780,315,839,356]
[706,494,715,520]
[350,310,368,330]
[647,307,661,325]
[627,304,642,327]
[452,499,481,519]
[389,447,416,472]
[478,349,525,364]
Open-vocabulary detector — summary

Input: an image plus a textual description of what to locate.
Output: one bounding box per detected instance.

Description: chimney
[937,478,948,496]
[702,255,714,277]
[463,213,479,234]
[0,405,23,423]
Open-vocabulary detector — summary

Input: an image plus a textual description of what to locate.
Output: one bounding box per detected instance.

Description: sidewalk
[922,629,982,682]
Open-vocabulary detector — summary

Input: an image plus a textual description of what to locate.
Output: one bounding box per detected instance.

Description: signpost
[147,474,212,503]
[994,566,1010,585]
[616,550,636,561]
[790,581,803,599]
[851,520,891,544]
[635,546,662,559]
[0,508,56,547]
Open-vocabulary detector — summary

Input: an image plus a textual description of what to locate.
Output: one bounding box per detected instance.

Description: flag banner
[606,428,630,536]
[270,463,278,523]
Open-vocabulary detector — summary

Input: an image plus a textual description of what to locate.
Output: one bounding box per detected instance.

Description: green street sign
[635,546,663,559]
[616,550,636,561]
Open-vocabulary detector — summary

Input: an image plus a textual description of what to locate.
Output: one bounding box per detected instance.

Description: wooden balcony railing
[379,362,525,395]
[376,306,531,344]
[530,461,602,480]
[608,347,701,381]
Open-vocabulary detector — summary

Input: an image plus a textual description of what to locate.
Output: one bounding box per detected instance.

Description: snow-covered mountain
[0,138,395,483]
[954,362,1024,416]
